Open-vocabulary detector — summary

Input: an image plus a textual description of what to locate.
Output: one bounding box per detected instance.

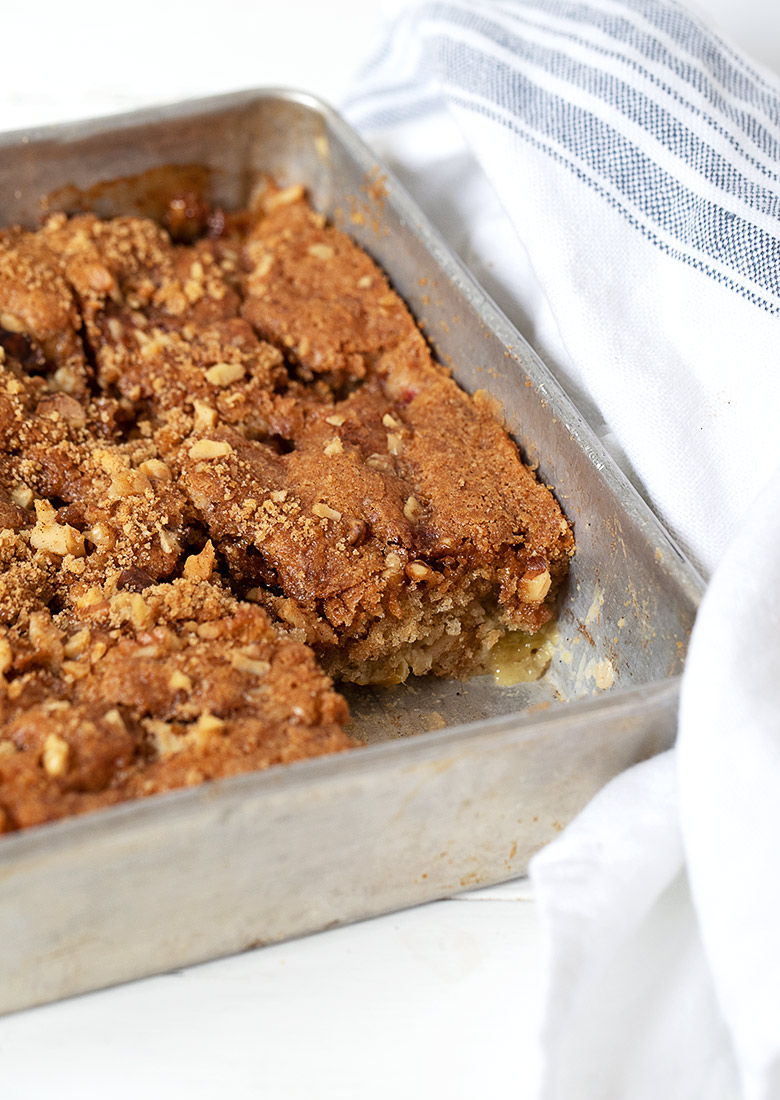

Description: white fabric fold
[532,753,740,1100]
[344,2,780,1096]
[678,465,780,1100]
[532,462,780,1100]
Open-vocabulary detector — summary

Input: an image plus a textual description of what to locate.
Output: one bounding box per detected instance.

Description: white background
[1,2,778,1097]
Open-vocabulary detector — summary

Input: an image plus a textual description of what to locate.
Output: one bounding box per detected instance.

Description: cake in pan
[0,181,573,831]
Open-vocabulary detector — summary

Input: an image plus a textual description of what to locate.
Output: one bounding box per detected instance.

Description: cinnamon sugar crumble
[0,180,573,833]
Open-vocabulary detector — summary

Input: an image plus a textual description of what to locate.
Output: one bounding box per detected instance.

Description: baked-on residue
[0,180,573,832]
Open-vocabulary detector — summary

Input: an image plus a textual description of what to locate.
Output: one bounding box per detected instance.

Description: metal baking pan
[0,90,703,1015]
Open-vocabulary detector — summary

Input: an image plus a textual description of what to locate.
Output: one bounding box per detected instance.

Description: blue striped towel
[346,5,780,1099]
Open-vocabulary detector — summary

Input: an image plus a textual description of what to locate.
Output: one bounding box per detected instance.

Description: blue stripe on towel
[345,0,780,311]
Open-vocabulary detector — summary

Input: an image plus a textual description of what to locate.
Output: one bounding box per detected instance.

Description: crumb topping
[0,179,573,832]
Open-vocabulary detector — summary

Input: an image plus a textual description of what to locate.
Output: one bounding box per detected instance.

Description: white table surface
[2,2,778,1097]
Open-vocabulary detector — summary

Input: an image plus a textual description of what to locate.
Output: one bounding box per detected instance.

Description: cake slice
[0,570,350,832]
[178,185,574,683]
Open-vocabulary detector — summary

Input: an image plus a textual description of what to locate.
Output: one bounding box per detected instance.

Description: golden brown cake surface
[0,181,573,832]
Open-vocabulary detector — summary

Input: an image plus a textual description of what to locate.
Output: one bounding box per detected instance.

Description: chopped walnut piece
[230,651,271,677]
[384,552,403,573]
[190,439,233,460]
[111,591,154,631]
[386,432,404,456]
[406,561,433,582]
[192,400,218,432]
[518,568,552,602]
[0,638,12,677]
[183,541,216,581]
[42,734,70,777]
[157,526,178,555]
[62,658,91,680]
[323,437,343,457]
[86,522,116,550]
[264,183,305,210]
[193,711,225,739]
[205,361,245,386]
[64,629,91,659]
[307,243,334,261]
[169,670,193,692]
[0,311,24,333]
[312,502,342,522]
[30,501,85,558]
[138,459,172,483]
[10,485,33,509]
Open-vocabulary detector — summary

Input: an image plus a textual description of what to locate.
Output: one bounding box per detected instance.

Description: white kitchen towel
[531,461,780,1100]
[345,3,780,1098]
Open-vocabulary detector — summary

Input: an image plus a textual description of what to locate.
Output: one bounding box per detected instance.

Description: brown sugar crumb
[0,578,350,831]
[241,191,419,387]
[0,179,573,832]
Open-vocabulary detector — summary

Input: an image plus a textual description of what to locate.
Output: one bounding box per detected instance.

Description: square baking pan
[0,90,703,1015]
